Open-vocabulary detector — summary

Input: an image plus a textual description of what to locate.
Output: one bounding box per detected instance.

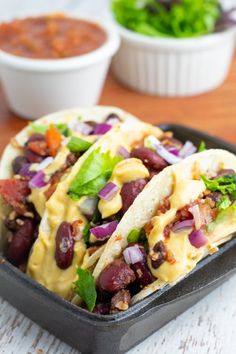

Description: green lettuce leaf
[74,267,97,312]
[29,123,48,134]
[68,148,122,200]
[67,136,92,153]
[201,174,236,196]
[207,204,236,232]
[216,195,231,211]
[55,123,71,137]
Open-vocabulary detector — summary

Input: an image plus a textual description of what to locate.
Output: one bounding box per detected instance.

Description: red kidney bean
[7,218,35,265]
[120,178,147,214]
[131,147,168,171]
[12,156,28,174]
[27,133,45,144]
[97,259,136,293]
[55,222,74,269]
[151,241,167,269]
[110,289,131,313]
[132,261,154,287]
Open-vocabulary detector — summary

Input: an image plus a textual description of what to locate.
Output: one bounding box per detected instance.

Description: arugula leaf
[216,195,231,211]
[198,141,206,152]
[127,229,140,243]
[29,123,48,134]
[201,174,236,196]
[112,0,222,38]
[74,267,97,312]
[67,136,92,153]
[68,148,122,200]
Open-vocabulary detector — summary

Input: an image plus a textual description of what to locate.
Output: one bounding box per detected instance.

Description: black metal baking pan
[0,123,236,354]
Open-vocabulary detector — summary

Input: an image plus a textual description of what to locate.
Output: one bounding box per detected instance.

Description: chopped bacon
[156,197,171,216]
[27,140,48,156]
[0,179,31,214]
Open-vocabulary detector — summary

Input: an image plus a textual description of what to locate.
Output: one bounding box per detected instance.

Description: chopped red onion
[80,196,97,218]
[36,156,54,171]
[106,116,120,126]
[98,182,119,201]
[167,147,179,156]
[117,146,130,159]
[19,163,36,179]
[90,221,118,240]
[29,171,47,189]
[188,205,202,230]
[172,219,194,233]
[68,121,94,135]
[94,123,112,135]
[189,230,208,248]
[179,141,197,158]
[156,144,182,164]
[123,245,144,265]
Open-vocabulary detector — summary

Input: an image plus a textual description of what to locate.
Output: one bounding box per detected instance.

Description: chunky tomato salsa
[0,14,107,59]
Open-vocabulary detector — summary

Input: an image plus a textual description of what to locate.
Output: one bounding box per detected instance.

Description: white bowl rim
[112,16,236,50]
[0,13,120,72]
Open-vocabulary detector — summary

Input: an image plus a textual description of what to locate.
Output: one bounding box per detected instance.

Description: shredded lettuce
[112,0,223,38]
[208,204,236,232]
[74,267,97,312]
[68,148,122,200]
[201,174,236,197]
[216,195,231,211]
[67,136,92,153]
[30,122,71,137]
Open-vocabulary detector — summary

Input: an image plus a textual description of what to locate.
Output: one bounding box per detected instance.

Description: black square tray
[0,123,236,354]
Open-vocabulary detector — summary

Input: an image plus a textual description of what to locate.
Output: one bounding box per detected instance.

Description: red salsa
[0,14,107,59]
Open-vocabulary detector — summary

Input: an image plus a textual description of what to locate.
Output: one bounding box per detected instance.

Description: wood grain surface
[0,56,236,354]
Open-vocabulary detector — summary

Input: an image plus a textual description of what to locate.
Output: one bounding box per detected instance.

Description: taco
[0,106,137,267]
[26,118,201,302]
[92,149,236,314]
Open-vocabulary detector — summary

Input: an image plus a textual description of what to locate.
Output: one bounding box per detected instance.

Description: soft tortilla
[93,149,236,303]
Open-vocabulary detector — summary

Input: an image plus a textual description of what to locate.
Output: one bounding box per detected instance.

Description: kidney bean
[131,147,168,171]
[110,289,131,313]
[151,241,167,269]
[12,156,28,174]
[27,133,45,144]
[55,222,74,269]
[24,147,44,163]
[7,218,35,265]
[132,261,154,287]
[97,259,136,293]
[120,178,147,214]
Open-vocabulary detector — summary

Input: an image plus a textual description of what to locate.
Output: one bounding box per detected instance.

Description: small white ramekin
[0,15,120,119]
[111,21,236,97]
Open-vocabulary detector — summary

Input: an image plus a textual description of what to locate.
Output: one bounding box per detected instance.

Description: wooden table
[1,59,236,354]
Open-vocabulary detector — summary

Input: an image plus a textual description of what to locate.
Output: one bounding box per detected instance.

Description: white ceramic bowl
[111,21,236,97]
[0,15,120,119]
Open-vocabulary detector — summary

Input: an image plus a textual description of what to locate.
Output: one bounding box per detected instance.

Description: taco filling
[0,112,122,267]
[92,168,236,314]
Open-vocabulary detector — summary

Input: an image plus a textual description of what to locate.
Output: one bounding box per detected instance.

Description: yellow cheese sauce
[147,174,207,281]
[27,122,163,299]
[98,158,149,218]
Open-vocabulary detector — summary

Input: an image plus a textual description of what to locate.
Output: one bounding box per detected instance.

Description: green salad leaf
[68,148,122,200]
[216,195,231,211]
[198,141,206,152]
[67,136,92,153]
[201,174,236,197]
[74,267,97,312]
[112,0,221,38]
[55,123,71,137]
[207,204,236,232]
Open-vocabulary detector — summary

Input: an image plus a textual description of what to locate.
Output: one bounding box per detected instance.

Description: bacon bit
[144,220,154,235]
[10,137,23,150]
[0,179,31,214]
[72,220,83,237]
[166,249,176,264]
[27,140,48,156]
[156,197,171,216]
[45,125,62,157]
[116,234,122,241]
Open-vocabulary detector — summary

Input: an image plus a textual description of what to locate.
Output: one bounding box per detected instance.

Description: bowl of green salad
[111,0,236,96]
